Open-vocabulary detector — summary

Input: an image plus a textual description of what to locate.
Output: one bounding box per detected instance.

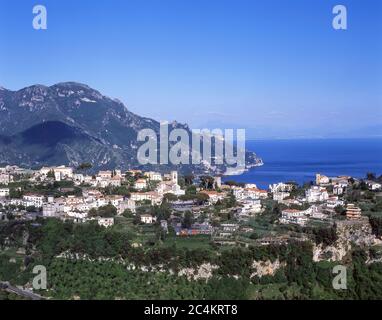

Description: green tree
[182,211,194,229]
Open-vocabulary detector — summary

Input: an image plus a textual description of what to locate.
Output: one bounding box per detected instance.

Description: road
[0,281,45,300]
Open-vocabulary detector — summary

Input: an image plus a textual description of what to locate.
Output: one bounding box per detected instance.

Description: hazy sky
[0,0,381,139]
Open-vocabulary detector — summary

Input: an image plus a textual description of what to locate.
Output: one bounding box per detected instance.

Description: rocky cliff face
[0,82,262,172]
[251,259,286,278]
[313,218,381,262]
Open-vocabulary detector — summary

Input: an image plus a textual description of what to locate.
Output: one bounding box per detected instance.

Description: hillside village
[1,164,382,249]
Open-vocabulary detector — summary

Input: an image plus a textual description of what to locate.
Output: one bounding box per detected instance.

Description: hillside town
[1,164,381,248]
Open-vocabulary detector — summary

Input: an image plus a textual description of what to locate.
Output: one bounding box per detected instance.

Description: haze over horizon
[1,0,381,139]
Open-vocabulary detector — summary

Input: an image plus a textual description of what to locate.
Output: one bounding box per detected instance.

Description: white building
[109,176,122,187]
[232,187,267,200]
[23,194,44,208]
[73,174,85,185]
[118,199,136,214]
[42,202,65,217]
[140,214,157,224]
[40,166,73,180]
[130,192,162,205]
[273,191,290,202]
[306,186,329,203]
[333,184,344,195]
[171,171,178,184]
[214,176,222,188]
[239,198,262,215]
[316,174,330,185]
[0,174,12,185]
[326,196,345,209]
[134,179,147,190]
[145,171,162,181]
[0,188,10,197]
[280,209,308,226]
[106,195,124,207]
[366,180,382,191]
[200,191,225,204]
[157,180,185,196]
[269,182,294,193]
[98,171,113,179]
[98,217,114,228]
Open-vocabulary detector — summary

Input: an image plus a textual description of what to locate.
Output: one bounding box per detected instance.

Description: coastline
[224,138,382,188]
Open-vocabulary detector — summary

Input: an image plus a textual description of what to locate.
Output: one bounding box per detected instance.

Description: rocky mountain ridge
[0,82,262,173]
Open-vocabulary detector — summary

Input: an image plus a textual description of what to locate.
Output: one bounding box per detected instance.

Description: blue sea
[224,138,382,189]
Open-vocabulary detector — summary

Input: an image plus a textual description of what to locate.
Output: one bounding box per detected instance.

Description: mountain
[0,82,262,173]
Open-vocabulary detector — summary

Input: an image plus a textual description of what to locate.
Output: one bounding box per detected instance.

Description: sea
[223,138,382,189]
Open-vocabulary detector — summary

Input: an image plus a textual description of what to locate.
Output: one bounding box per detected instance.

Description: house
[65,195,84,206]
[145,171,162,181]
[109,176,122,187]
[306,206,327,220]
[232,187,267,200]
[140,214,156,224]
[232,187,245,199]
[365,180,382,191]
[160,220,168,233]
[214,223,239,238]
[273,191,290,202]
[23,194,44,207]
[316,174,330,185]
[199,190,225,204]
[118,199,136,214]
[280,198,305,207]
[331,176,350,187]
[173,222,213,236]
[239,198,262,215]
[346,204,362,220]
[246,188,268,199]
[83,175,94,185]
[130,192,162,205]
[98,171,113,179]
[306,186,329,203]
[95,197,108,208]
[220,223,239,232]
[0,174,12,185]
[73,174,85,185]
[42,201,65,217]
[214,176,222,188]
[280,209,308,226]
[170,171,178,184]
[0,188,10,197]
[40,166,73,180]
[83,189,103,199]
[157,179,185,196]
[106,195,124,207]
[98,217,114,228]
[326,196,344,209]
[134,179,147,190]
[269,182,294,193]
[127,169,142,175]
[66,211,88,219]
[333,184,344,195]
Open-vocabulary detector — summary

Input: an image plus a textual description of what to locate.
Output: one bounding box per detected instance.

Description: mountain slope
[0,82,262,173]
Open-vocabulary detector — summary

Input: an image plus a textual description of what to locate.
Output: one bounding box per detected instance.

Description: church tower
[171,171,178,184]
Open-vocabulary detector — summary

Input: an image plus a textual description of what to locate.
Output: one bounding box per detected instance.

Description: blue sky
[0,0,381,139]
